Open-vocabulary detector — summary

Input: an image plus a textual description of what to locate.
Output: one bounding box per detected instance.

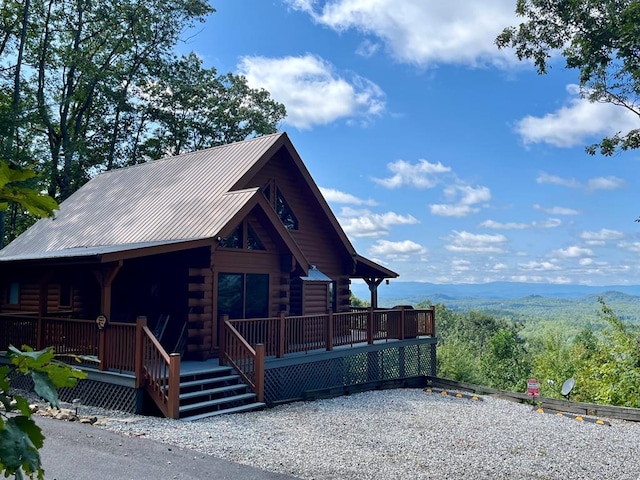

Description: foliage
[0,0,286,240]
[0,346,90,479]
[496,0,640,155]
[349,292,370,308]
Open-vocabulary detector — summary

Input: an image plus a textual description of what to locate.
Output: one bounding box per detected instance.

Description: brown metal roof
[0,134,282,261]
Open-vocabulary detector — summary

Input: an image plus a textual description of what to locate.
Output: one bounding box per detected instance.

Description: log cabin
[0,133,436,419]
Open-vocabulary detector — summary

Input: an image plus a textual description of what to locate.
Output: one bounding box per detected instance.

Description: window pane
[245,274,269,318]
[217,274,243,319]
[276,187,298,230]
[8,282,19,305]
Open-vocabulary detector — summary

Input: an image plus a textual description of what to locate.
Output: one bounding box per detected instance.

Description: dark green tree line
[0,0,286,243]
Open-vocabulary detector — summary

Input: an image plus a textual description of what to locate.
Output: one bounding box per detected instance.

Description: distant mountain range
[349,281,640,305]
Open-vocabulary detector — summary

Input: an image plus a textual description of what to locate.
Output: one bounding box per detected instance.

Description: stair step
[179,392,258,413]
[179,375,240,389]
[179,384,247,401]
[180,367,233,379]
[181,402,266,421]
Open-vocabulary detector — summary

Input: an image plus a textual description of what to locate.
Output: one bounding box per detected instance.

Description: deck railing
[0,313,136,372]
[219,320,264,402]
[135,317,180,419]
[219,307,435,401]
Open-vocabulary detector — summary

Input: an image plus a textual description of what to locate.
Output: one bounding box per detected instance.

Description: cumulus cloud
[369,239,427,258]
[587,176,627,191]
[429,184,491,217]
[536,173,580,188]
[532,204,580,215]
[338,208,419,237]
[552,246,594,258]
[320,187,377,206]
[372,159,451,189]
[238,54,385,129]
[579,229,625,246]
[531,218,562,229]
[516,84,639,148]
[479,219,529,230]
[443,231,507,254]
[518,261,560,272]
[285,0,518,67]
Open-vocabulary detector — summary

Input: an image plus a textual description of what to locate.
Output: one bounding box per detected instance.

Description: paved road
[37,417,298,480]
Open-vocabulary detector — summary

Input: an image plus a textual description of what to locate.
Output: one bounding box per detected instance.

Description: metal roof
[0,134,283,262]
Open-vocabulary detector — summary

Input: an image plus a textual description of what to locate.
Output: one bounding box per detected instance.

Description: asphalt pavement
[37,416,298,480]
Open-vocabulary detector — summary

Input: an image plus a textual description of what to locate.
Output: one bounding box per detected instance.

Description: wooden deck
[0,307,436,418]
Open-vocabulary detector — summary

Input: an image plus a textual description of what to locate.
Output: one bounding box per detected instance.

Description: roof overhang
[352,254,399,279]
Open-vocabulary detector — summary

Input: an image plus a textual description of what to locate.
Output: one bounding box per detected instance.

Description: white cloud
[552,246,594,258]
[373,159,451,189]
[320,187,377,206]
[369,239,427,257]
[443,231,507,254]
[587,176,627,191]
[238,54,385,129]
[532,204,580,215]
[479,219,529,230]
[518,261,560,272]
[285,0,518,67]
[429,184,491,217]
[355,39,380,58]
[536,172,580,188]
[338,208,419,237]
[536,172,626,192]
[618,241,640,253]
[516,84,639,148]
[579,229,625,246]
[532,218,562,229]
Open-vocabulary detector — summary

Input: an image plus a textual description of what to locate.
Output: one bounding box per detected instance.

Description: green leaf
[0,416,43,478]
[30,371,59,408]
[13,396,32,417]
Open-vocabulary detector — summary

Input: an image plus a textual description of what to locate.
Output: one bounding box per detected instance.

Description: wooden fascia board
[218,193,309,274]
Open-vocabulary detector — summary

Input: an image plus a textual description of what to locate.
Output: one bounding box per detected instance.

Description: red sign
[527,378,540,397]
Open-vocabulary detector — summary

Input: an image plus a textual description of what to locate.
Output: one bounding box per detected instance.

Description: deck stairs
[176,363,265,421]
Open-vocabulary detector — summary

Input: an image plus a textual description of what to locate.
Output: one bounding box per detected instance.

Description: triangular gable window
[276,187,298,230]
[219,223,265,250]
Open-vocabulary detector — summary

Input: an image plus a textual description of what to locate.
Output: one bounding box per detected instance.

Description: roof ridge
[93,132,286,178]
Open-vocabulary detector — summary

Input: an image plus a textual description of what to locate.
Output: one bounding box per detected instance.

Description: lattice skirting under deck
[264,340,436,405]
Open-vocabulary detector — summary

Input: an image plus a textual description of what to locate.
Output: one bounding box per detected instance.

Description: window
[7,281,19,305]
[276,187,298,230]
[217,273,269,319]
[219,223,265,250]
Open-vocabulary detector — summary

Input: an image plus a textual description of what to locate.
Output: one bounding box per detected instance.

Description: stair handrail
[135,316,180,418]
[220,316,265,403]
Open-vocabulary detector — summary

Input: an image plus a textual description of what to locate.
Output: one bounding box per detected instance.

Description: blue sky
[182,0,640,286]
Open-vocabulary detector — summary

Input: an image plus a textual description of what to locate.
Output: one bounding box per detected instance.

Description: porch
[0,307,436,419]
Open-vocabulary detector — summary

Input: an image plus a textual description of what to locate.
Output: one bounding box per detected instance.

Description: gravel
[65,388,640,480]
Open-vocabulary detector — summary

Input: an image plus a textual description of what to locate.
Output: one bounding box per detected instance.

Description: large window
[217,273,269,319]
[6,281,19,305]
[263,182,299,230]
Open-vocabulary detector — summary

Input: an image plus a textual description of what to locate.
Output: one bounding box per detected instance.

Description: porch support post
[365,277,383,309]
[134,316,147,388]
[94,261,123,371]
[255,344,265,403]
[36,271,51,350]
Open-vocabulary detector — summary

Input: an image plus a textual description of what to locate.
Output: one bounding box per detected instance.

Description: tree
[0,346,89,479]
[496,0,640,155]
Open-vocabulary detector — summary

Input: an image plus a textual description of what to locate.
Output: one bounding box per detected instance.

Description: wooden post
[167,352,181,419]
[219,315,228,366]
[366,307,374,345]
[278,312,286,358]
[326,311,334,351]
[255,344,265,403]
[36,278,48,351]
[399,307,405,340]
[94,261,122,371]
[134,316,147,388]
[430,306,436,337]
